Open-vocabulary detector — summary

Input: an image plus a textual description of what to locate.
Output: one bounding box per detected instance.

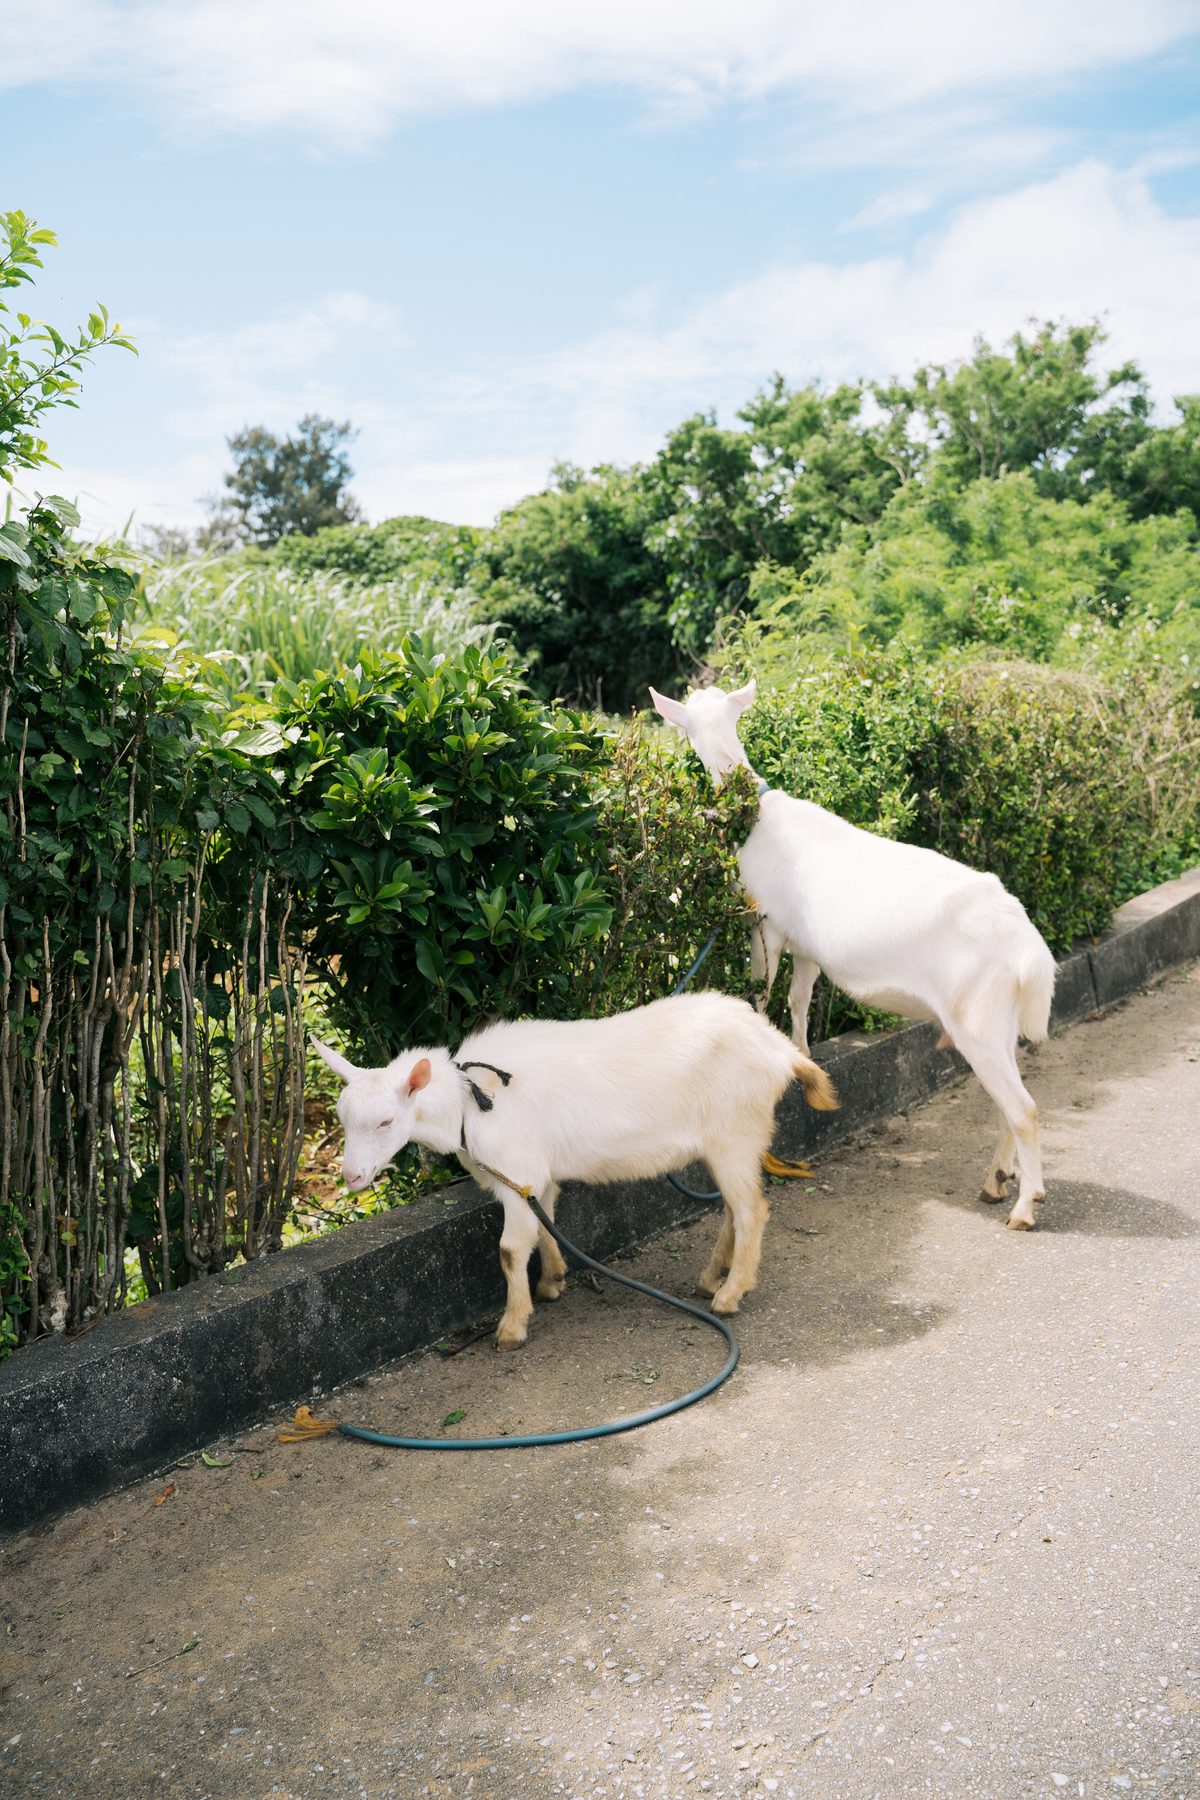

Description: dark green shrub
[737,641,940,839]
[474,463,678,712]
[711,638,1200,963]
[253,636,613,1057]
[276,514,481,586]
[579,728,760,1013]
[914,660,1200,947]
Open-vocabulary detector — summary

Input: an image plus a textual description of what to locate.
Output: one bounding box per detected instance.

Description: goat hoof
[695,1273,720,1298]
[978,1188,1008,1205]
[535,1278,565,1302]
[1005,1213,1035,1232]
[710,1288,742,1316]
[494,1327,528,1351]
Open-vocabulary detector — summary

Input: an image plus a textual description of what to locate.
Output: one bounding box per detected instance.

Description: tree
[1113,393,1200,521]
[899,321,1151,492]
[202,413,362,548]
[475,461,677,713]
[648,382,916,653]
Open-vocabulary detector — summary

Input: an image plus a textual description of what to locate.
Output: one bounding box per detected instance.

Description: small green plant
[0,1203,27,1355]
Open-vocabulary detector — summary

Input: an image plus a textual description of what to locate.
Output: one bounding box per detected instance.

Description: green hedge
[915,660,1200,945]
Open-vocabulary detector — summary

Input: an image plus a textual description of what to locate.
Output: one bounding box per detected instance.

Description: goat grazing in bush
[649,680,1057,1231]
[312,991,837,1349]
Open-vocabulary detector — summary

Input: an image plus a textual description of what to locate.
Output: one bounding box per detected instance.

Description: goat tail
[1016,935,1057,1044]
[793,1050,838,1112]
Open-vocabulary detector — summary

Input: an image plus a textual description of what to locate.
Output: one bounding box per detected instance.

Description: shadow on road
[1035,1177,1200,1239]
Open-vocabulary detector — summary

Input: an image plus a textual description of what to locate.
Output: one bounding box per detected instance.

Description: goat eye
[377,1119,393,1130]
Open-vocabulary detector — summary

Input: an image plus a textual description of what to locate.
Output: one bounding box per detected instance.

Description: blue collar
[753,773,771,796]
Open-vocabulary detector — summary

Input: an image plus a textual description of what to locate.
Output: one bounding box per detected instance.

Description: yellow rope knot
[761,1152,816,1180]
[278,1405,341,1443]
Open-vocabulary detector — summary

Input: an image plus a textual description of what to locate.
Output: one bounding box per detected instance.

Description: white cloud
[41,161,1200,534]
[353,455,556,531]
[838,191,937,235]
[155,290,405,441]
[443,161,1200,439]
[5,1,1198,147]
[39,289,405,538]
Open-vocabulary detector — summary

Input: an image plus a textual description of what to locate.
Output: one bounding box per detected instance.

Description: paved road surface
[2,963,1198,1800]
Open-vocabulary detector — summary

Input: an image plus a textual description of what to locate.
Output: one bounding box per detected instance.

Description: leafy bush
[1,209,133,479]
[0,494,307,1345]
[710,631,1200,953]
[277,513,481,587]
[474,462,678,713]
[245,636,614,1057]
[580,728,760,1013]
[734,641,940,840]
[914,661,1200,946]
[766,469,1200,680]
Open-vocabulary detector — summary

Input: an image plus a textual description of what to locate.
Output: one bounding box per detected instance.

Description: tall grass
[134,555,494,697]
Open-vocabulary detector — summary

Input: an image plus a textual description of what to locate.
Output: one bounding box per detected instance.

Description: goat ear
[406,1057,433,1095]
[310,1036,360,1083]
[648,685,690,728]
[727,679,757,714]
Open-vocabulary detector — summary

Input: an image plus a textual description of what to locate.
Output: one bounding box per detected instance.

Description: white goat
[312,991,837,1349]
[649,680,1057,1231]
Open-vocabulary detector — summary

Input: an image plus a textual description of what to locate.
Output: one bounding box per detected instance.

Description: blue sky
[6,1,1200,538]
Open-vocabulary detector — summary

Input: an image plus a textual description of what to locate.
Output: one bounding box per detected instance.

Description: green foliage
[714,632,1200,954]
[899,321,1150,493]
[278,514,481,586]
[244,636,613,1055]
[647,382,911,653]
[203,414,361,548]
[581,731,760,1012]
[758,469,1200,692]
[227,321,1199,718]
[1,481,307,1346]
[0,1201,27,1356]
[0,210,134,483]
[735,641,940,839]
[913,662,1200,947]
[135,554,493,698]
[1116,395,1200,521]
[475,461,677,712]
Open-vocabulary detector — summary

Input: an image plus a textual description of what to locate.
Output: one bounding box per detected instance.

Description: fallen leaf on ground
[152,1484,175,1507]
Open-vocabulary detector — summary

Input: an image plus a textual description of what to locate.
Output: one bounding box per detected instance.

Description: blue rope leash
[330,1190,738,1450]
[283,926,753,1453]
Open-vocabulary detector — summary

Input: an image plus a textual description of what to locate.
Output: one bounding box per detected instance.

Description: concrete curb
[2,867,1198,1535]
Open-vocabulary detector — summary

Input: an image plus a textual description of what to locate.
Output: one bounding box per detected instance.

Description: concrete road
[2,965,1199,1800]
